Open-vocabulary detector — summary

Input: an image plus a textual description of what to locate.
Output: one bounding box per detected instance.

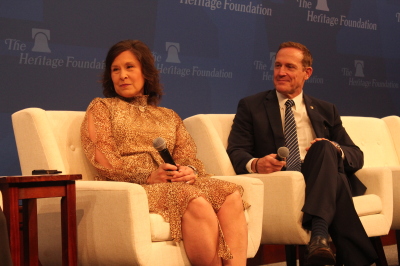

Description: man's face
[273,47,313,99]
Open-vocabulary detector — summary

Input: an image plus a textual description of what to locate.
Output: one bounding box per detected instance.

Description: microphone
[153,137,176,166]
[276,147,289,161]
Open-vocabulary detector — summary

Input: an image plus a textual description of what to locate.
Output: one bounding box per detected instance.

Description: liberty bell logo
[269,52,276,71]
[32,28,51,53]
[166,42,181,63]
[316,0,329,11]
[354,60,365,77]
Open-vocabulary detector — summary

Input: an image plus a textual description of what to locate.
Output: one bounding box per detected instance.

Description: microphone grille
[277,146,290,158]
[153,137,166,151]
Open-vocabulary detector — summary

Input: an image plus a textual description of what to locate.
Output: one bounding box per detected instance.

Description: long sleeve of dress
[81,97,209,183]
[81,98,157,183]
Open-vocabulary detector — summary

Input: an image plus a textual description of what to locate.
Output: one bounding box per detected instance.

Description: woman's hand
[147,163,178,184]
[172,165,197,184]
[147,164,197,184]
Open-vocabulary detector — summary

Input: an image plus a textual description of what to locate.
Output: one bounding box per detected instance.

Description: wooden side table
[0,174,82,266]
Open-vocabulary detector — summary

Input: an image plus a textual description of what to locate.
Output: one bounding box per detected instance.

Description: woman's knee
[228,190,242,201]
[223,190,243,210]
[186,196,215,219]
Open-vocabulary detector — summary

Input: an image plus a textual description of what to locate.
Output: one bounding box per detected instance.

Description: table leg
[22,199,39,266]
[2,186,21,266]
[61,182,77,266]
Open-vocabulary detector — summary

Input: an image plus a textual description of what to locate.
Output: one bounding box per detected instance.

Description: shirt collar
[276,91,304,110]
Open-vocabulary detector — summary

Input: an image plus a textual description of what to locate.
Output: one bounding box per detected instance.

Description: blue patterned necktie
[284,99,302,171]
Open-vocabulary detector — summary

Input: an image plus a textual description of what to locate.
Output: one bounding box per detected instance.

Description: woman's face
[111,50,145,98]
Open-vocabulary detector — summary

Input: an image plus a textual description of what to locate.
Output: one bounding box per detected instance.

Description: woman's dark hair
[102,40,163,106]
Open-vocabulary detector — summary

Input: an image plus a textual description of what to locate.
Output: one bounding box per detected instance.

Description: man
[227,42,377,265]
[0,208,12,265]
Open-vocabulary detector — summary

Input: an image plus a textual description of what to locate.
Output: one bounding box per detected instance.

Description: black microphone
[153,137,176,166]
[276,147,289,161]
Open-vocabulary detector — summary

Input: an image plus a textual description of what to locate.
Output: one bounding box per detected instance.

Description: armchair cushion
[353,194,382,217]
[150,214,171,241]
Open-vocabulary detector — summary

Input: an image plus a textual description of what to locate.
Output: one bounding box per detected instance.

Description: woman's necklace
[131,103,146,112]
[119,95,148,112]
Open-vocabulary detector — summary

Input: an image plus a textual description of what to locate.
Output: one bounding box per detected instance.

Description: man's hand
[252,154,286,174]
[306,138,329,151]
[306,138,342,155]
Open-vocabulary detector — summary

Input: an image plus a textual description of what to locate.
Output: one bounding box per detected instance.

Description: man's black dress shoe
[306,236,336,265]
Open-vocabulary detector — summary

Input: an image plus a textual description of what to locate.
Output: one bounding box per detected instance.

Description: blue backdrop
[1,0,399,175]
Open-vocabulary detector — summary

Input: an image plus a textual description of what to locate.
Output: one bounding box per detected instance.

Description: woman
[81,40,249,265]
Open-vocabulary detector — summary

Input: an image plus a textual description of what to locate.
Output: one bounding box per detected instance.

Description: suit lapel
[264,90,286,148]
[304,94,326,137]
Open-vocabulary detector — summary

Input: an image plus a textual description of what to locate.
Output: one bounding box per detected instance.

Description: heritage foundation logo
[252,58,272,81]
[251,52,275,81]
[298,0,378,30]
[4,28,104,69]
[342,60,398,89]
[179,0,272,16]
[155,42,233,79]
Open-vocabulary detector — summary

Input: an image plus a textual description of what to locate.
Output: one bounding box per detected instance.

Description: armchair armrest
[242,171,310,245]
[37,180,153,265]
[212,175,263,258]
[390,166,400,229]
[355,167,393,235]
[75,181,152,265]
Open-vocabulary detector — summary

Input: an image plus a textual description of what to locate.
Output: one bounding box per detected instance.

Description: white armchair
[381,115,400,263]
[183,114,393,265]
[11,108,264,265]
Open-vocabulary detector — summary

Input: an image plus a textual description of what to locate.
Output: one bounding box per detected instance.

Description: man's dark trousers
[300,140,377,265]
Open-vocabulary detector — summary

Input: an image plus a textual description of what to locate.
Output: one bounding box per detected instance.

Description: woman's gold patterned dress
[81,96,249,259]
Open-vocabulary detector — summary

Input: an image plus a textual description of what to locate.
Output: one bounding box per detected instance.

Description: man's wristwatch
[331,141,342,155]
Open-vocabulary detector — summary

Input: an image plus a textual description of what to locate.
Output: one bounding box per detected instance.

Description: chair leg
[396,230,400,265]
[334,248,344,266]
[370,236,388,266]
[298,245,306,266]
[246,244,264,266]
[285,245,297,266]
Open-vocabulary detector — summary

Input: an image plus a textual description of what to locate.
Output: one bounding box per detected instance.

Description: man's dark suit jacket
[227,89,366,196]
